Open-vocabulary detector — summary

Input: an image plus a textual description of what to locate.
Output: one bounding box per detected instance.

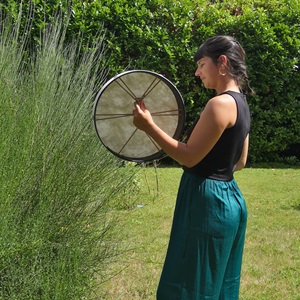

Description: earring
[219,68,226,76]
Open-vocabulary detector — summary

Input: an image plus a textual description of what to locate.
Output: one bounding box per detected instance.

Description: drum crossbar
[140,77,161,101]
[118,127,161,155]
[115,78,137,99]
[115,76,162,103]
[152,109,183,116]
[145,133,161,151]
[118,127,138,154]
[95,109,183,121]
[95,113,132,121]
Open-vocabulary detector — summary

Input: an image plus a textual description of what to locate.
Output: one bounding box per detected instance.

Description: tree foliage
[1,0,299,164]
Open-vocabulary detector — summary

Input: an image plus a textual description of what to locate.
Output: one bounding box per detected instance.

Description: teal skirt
[157,171,247,300]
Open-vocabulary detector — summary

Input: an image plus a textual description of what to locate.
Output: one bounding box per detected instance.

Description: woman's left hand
[133,100,154,132]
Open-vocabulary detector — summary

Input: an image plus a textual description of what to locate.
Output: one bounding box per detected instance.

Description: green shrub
[1,0,299,162]
[226,3,300,163]
[70,0,300,164]
[0,17,138,299]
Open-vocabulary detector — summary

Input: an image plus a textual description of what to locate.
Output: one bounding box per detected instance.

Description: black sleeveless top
[183,91,251,181]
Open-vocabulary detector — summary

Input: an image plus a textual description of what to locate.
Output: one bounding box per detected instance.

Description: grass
[102,166,300,299]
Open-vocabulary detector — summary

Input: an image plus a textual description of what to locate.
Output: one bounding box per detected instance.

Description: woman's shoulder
[204,93,238,128]
[206,93,236,110]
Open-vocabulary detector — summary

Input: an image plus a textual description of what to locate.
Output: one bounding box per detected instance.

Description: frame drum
[93,70,185,162]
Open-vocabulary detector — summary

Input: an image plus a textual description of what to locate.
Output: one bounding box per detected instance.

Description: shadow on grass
[292,204,300,211]
[249,163,300,169]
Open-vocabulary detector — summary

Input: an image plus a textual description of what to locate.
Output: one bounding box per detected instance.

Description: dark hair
[194,35,254,94]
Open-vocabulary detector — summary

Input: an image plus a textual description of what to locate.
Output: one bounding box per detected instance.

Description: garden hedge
[1,0,299,164]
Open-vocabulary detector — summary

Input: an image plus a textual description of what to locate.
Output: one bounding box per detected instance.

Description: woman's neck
[216,79,240,95]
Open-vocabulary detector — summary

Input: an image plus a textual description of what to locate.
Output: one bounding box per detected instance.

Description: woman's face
[195,56,220,90]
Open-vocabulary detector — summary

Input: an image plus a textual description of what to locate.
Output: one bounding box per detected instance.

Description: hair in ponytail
[194,36,255,94]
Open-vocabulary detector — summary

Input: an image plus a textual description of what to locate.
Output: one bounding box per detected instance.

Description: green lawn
[102,167,300,300]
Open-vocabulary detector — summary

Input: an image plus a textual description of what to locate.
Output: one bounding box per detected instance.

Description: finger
[140,100,146,111]
[140,100,145,111]
[134,102,143,113]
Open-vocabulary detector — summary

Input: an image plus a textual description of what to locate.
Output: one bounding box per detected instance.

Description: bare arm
[234,134,249,171]
[133,95,237,167]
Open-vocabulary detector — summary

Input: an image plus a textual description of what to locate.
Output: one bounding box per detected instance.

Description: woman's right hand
[132,100,154,132]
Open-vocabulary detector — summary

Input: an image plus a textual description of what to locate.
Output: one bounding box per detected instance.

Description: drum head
[93,70,185,162]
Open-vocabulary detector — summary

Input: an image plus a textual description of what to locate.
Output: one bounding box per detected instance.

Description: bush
[0,17,138,299]
[1,1,299,163]
[69,0,300,164]
[0,0,300,162]
[231,3,300,163]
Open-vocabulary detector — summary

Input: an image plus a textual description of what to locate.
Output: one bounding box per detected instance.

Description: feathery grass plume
[0,13,138,300]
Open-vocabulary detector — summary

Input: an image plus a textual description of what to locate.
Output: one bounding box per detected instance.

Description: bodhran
[93,70,185,163]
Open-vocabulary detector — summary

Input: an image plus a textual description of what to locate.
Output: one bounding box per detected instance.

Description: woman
[133,35,253,300]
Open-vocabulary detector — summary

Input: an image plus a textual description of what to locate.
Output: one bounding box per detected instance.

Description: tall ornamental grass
[0,18,137,299]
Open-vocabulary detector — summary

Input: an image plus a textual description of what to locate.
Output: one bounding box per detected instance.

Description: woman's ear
[218,55,228,65]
